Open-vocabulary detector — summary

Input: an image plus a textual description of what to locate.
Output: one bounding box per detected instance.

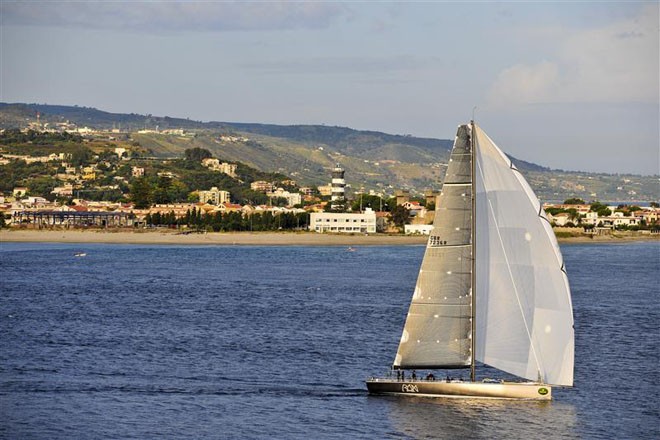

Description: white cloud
[1,2,349,32]
[487,4,659,106]
[487,61,560,105]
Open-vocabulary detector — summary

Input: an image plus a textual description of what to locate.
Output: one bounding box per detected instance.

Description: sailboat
[366,122,574,400]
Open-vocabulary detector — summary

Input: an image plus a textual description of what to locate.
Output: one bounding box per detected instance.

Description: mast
[470,120,476,383]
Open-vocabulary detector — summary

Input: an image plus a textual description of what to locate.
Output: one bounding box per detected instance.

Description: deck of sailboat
[366,377,552,400]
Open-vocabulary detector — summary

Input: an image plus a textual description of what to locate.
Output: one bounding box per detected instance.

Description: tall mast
[470,120,476,383]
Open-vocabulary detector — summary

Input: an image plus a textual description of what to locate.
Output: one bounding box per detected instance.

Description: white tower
[331,164,346,210]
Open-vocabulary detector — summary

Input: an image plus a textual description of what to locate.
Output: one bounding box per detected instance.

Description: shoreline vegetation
[1,228,658,246]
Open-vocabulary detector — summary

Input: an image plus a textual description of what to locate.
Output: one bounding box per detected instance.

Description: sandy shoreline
[0,229,429,246]
[1,229,658,246]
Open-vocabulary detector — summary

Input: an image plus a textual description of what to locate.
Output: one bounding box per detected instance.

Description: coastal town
[1,124,658,239]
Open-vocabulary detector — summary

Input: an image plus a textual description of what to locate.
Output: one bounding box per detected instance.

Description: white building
[267,188,302,207]
[251,180,274,192]
[404,224,434,235]
[202,158,237,177]
[115,147,127,159]
[198,187,230,205]
[310,208,376,234]
[51,183,74,197]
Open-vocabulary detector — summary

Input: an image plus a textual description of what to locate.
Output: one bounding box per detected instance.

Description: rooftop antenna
[472,106,477,123]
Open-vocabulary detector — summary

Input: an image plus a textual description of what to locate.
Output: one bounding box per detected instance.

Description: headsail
[394,125,473,369]
[473,124,574,386]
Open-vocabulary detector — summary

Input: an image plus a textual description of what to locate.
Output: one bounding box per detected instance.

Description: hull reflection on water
[384,395,578,440]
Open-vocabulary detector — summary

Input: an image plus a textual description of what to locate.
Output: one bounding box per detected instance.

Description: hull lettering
[401,384,419,393]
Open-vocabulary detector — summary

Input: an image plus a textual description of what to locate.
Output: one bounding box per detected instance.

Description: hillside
[0,103,656,202]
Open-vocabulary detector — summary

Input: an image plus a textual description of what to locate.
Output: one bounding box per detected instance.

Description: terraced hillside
[1,103,657,202]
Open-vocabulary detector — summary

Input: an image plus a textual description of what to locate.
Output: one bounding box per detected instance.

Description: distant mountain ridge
[4,102,657,203]
[0,102,545,170]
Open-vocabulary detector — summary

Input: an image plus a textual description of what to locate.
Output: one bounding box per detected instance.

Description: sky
[1,1,658,175]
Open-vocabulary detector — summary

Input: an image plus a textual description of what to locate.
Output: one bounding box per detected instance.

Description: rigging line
[474,147,543,379]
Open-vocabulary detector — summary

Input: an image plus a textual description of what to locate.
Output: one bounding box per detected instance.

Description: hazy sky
[1,1,658,175]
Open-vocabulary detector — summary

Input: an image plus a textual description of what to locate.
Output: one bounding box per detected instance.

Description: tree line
[145,208,309,232]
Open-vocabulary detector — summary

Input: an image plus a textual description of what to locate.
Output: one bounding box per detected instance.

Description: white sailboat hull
[366,378,552,400]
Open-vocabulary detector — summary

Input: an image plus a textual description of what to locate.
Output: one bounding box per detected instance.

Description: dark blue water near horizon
[1,241,658,439]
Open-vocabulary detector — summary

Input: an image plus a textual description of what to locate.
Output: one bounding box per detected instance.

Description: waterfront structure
[309,208,376,234]
[331,165,346,210]
[198,187,230,205]
[404,224,434,235]
[12,209,131,227]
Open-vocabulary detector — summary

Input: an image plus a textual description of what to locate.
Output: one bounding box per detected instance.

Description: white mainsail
[393,122,574,387]
[394,125,473,369]
[473,124,574,386]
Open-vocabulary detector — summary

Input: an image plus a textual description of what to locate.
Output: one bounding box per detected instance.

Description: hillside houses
[198,187,231,205]
[201,158,237,177]
[543,203,659,230]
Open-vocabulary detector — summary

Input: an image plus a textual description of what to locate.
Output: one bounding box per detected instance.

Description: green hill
[1,103,656,202]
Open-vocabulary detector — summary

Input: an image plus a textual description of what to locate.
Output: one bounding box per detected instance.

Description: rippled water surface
[1,241,658,439]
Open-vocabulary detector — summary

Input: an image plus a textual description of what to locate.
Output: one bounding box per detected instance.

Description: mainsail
[394,125,473,369]
[473,124,574,386]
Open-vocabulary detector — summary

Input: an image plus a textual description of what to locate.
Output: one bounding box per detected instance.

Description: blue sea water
[0,241,658,439]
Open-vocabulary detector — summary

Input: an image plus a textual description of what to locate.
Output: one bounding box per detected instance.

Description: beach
[0,229,429,246]
[1,228,657,246]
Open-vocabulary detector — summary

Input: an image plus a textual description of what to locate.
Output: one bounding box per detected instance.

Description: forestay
[473,124,574,386]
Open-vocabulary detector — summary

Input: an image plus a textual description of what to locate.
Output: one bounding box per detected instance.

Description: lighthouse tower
[330,164,346,211]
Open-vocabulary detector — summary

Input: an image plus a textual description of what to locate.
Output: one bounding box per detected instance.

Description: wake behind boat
[366,122,574,400]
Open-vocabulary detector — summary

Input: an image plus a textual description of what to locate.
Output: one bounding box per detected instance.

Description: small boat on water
[74,252,87,257]
[366,122,574,400]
